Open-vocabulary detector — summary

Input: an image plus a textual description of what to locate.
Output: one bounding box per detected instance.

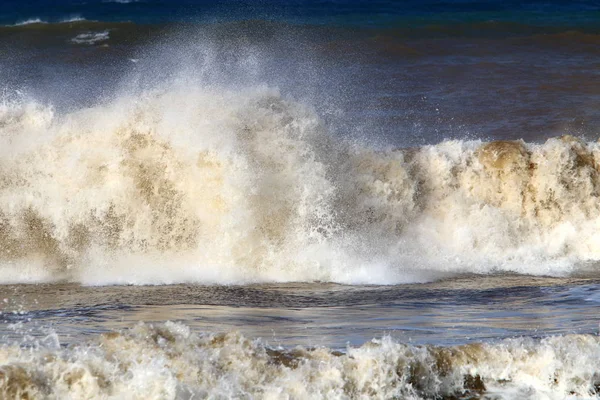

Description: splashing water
[2,322,600,399]
[1,79,600,285]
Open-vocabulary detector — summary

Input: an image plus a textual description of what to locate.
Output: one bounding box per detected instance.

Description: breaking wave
[11,18,47,27]
[1,81,600,285]
[1,322,600,399]
[71,31,110,45]
[7,17,90,27]
[60,16,87,24]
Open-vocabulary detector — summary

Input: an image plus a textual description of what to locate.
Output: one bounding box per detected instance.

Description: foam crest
[1,322,600,399]
[60,16,86,23]
[11,18,47,27]
[71,31,109,45]
[0,86,341,284]
[1,84,600,285]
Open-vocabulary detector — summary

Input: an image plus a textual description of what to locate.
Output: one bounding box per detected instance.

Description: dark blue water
[1,0,600,29]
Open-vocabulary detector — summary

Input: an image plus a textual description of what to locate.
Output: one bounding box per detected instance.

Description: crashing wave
[1,322,599,399]
[1,84,600,285]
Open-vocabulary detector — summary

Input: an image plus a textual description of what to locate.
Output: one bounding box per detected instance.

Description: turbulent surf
[2,2,600,400]
[1,81,600,285]
[2,322,600,399]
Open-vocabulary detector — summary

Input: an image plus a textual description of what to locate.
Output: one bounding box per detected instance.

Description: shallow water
[2,275,599,348]
[3,276,600,398]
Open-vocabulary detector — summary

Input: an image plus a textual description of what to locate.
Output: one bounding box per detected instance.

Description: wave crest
[2,322,600,399]
[1,85,600,285]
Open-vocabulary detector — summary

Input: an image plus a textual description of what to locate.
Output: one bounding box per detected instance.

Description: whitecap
[71,30,110,45]
[2,322,599,399]
[12,18,47,26]
[60,15,86,23]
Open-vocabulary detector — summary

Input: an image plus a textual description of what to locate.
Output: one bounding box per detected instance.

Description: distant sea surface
[2,1,600,399]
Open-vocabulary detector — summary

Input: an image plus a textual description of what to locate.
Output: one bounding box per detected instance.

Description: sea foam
[71,31,110,45]
[1,83,600,285]
[11,18,47,26]
[1,322,599,399]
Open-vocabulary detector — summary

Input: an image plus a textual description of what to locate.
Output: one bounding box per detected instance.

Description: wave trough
[1,83,600,285]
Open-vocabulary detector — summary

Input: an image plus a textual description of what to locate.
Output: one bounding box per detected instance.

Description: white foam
[1,322,599,399]
[60,16,86,23]
[1,84,600,285]
[70,31,110,45]
[11,18,46,26]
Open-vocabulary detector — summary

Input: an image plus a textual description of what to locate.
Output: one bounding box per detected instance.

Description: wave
[7,16,90,28]
[1,322,599,399]
[11,18,47,27]
[59,16,87,24]
[1,82,600,285]
[71,30,110,45]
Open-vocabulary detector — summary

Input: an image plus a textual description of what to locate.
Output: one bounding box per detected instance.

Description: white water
[11,18,47,27]
[60,16,87,24]
[1,81,600,285]
[71,31,110,45]
[1,322,599,399]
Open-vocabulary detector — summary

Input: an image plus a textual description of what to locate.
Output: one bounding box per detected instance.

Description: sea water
[2,1,600,398]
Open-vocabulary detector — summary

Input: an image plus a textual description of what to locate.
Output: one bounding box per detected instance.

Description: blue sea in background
[2,1,600,144]
[1,0,600,28]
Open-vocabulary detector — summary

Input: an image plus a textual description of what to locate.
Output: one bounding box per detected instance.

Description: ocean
[1,0,600,398]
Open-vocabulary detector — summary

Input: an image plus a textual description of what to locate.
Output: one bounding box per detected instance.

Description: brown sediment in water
[4,323,599,399]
